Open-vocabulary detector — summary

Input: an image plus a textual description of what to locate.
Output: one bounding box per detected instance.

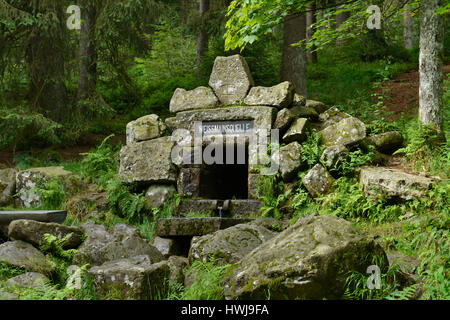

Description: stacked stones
[118,54,434,213]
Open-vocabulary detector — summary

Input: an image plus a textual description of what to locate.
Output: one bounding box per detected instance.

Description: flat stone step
[0,210,67,226]
[156,217,253,237]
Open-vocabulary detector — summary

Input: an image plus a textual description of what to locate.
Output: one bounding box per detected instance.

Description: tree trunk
[335,0,350,46]
[403,2,414,50]
[419,0,444,135]
[78,4,97,101]
[27,28,67,122]
[306,2,318,64]
[196,0,210,78]
[281,13,307,96]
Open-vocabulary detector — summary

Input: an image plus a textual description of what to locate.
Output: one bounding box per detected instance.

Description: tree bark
[78,4,97,101]
[281,13,307,96]
[306,2,318,64]
[196,0,210,78]
[419,0,444,135]
[335,0,350,46]
[403,2,414,50]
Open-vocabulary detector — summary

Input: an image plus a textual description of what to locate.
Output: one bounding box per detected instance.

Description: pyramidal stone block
[209,55,255,105]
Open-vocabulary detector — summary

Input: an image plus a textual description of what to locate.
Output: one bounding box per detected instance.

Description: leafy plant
[301,130,325,169]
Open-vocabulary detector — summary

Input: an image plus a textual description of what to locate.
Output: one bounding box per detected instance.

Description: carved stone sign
[200,121,254,136]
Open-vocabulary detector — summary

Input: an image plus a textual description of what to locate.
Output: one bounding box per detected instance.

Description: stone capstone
[244,81,294,109]
[170,87,219,113]
[359,167,434,200]
[189,224,275,265]
[8,220,84,249]
[223,214,387,300]
[126,114,166,145]
[119,136,177,184]
[209,55,255,105]
[302,164,335,197]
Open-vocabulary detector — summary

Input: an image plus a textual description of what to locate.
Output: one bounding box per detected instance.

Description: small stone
[306,99,327,114]
[145,185,176,209]
[274,108,295,132]
[272,142,304,181]
[290,105,319,121]
[153,237,183,258]
[170,87,219,113]
[283,118,309,143]
[302,164,335,197]
[244,81,295,109]
[126,114,166,144]
[164,117,177,133]
[209,55,255,105]
[320,145,349,172]
[293,94,307,106]
[320,117,366,147]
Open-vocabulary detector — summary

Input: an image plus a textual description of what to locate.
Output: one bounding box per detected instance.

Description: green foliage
[333,148,375,176]
[39,233,78,262]
[0,263,26,281]
[106,178,147,222]
[80,134,120,187]
[175,260,230,300]
[301,130,325,169]
[257,175,287,219]
[32,177,67,210]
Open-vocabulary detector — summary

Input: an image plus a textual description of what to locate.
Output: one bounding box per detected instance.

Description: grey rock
[156,218,253,237]
[89,255,170,300]
[283,118,309,143]
[153,237,183,258]
[189,224,275,265]
[177,200,217,217]
[126,114,166,145]
[359,167,434,200]
[291,105,319,121]
[177,168,200,198]
[293,94,307,107]
[364,131,403,154]
[0,241,56,274]
[0,168,18,205]
[15,167,82,208]
[306,99,328,114]
[229,200,263,219]
[274,108,295,132]
[302,164,335,198]
[8,220,84,249]
[145,185,176,209]
[319,107,350,128]
[272,142,304,181]
[320,117,366,147]
[119,136,177,184]
[6,272,49,289]
[167,256,189,284]
[320,145,349,172]
[223,214,387,300]
[164,117,177,133]
[73,221,163,267]
[209,55,255,105]
[170,87,219,113]
[244,81,294,109]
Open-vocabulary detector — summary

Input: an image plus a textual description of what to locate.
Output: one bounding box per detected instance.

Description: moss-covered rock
[126,114,166,144]
[319,107,350,129]
[320,117,366,147]
[189,224,275,265]
[364,131,403,154]
[170,87,219,113]
[271,142,305,181]
[302,164,335,198]
[0,168,17,206]
[223,214,388,300]
[244,81,295,109]
[283,118,309,143]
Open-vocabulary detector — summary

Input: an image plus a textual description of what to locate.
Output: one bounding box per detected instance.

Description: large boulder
[290,105,319,121]
[8,220,84,249]
[359,167,434,200]
[223,214,387,300]
[283,118,309,143]
[170,87,219,113]
[89,255,170,300]
[126,114,166,145]
[5,272,49,289]
[119,136,177,184]
[153,237,184,258]
[145,185,176,209]
[73,222,163,267]
[271,142,304,181]
[15,167,83,208]
[0,241,56,275]
[364,131,403,154]
[306,100,328,114]
[274,108,295,132]
[302,164,335,198]
[209,55,255,105]
[320,117,366,147]
[244,81,294,109]
[0,168,18,205]
[189,224,275,265]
